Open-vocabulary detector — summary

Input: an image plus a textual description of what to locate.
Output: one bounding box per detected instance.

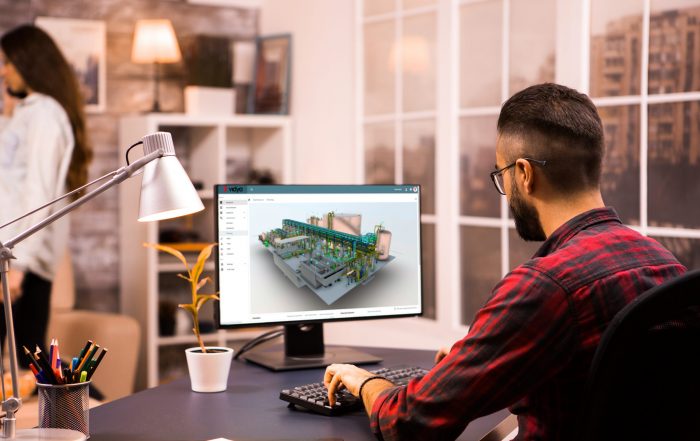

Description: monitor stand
[243,323,382,371]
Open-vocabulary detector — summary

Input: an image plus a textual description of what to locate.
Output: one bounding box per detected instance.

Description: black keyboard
[279,365,430,416]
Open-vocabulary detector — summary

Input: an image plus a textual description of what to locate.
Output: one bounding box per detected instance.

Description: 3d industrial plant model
[258,212,393,305]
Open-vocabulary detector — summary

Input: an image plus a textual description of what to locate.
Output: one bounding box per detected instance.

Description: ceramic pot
[184,346,234,392]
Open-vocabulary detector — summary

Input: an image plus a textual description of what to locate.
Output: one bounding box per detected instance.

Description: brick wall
[0,0,258,311]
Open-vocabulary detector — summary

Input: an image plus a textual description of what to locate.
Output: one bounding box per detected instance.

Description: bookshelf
[118,113,292,389]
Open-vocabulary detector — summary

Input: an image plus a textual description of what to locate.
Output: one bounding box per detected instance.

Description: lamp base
[4,428,86,440]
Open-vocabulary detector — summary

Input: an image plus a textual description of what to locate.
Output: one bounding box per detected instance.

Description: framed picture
[35,17,107,113]
[248,34,292,115]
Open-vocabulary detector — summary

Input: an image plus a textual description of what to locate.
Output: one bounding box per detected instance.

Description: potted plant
[144,242,233,392]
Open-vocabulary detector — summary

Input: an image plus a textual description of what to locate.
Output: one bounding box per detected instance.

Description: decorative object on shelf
[248,33,292,115]
[0,131,203,440]
[232,40,256,113]
[142,242,232,392]
[35,17,106,113]
[182,34,235,115]
[131,19,182,113]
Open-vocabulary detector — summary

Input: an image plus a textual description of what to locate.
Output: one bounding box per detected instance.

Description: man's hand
[324,363,375,406]
[434,346,451,364]
[0,269,25,302]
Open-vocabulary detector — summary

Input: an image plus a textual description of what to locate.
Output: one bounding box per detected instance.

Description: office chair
[577,269,700,441]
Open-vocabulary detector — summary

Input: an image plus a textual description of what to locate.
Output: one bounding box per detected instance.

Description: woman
[0,24,92,363]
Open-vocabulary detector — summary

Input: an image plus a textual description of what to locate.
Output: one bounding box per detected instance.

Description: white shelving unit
[118,113,292,389]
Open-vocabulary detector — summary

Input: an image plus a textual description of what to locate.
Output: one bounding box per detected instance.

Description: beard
[509,181,546,241]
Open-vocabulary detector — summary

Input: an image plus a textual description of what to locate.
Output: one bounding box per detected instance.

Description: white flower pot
[185,347,234,392]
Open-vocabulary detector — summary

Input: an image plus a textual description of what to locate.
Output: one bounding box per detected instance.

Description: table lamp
[0,132,204,440]
[131,19,182,112]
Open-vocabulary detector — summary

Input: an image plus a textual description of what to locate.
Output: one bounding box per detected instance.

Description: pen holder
[37,381,90,438]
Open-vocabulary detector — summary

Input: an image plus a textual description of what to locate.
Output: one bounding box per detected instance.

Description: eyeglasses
[490,158,547,195]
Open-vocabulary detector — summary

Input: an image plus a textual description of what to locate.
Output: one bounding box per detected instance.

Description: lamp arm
[4,148,163,250]
[0,147,163,435]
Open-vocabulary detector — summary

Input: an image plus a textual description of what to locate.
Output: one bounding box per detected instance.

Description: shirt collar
[533,207,622,258]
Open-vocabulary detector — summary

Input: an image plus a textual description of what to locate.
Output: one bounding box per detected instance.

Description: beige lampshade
[131,19,182,64]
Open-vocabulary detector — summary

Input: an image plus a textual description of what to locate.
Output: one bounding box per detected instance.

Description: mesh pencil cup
[37,381,90,438]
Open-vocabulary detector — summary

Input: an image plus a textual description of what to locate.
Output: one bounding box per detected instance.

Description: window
[361,0,438,319]
[357,0,700,340]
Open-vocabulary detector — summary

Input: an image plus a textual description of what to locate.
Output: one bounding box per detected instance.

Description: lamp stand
[1,246,85,440]
[0,144,166,439]
[152,62,161,113]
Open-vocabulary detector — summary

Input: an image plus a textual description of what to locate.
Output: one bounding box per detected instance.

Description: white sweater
[0,93,74,281]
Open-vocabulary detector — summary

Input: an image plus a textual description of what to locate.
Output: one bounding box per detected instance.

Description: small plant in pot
[144,242,233,392]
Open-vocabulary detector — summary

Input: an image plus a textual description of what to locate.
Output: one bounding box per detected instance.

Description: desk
[89,347,512,440]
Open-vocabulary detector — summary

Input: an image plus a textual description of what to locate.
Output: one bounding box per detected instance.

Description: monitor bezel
[214,183,424,330]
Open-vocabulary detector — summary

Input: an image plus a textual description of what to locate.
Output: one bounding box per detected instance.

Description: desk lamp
[0,132,204,439]
[131,19,182,112]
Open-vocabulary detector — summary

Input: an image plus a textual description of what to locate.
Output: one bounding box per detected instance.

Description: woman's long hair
[1,24,92,196]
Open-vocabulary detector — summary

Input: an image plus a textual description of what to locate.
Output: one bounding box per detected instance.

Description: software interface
[216,185,422,327]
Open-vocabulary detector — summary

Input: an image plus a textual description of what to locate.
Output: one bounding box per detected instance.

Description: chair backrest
[577,270,700,441]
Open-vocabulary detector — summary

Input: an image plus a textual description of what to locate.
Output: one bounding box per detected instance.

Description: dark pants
[0,271,51,366]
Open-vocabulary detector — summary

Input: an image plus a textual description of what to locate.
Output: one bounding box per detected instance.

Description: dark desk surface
[89,346,511,441]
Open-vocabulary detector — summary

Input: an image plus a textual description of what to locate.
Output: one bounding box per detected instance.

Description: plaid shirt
[370,208,686,440]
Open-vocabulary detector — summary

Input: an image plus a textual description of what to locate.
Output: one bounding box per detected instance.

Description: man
[324,83,686,440]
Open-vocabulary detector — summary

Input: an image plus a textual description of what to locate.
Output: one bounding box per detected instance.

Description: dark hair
[1,24,92,197]
[497,83,604,193]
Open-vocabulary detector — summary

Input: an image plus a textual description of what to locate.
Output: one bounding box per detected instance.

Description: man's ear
[515,158,535,194]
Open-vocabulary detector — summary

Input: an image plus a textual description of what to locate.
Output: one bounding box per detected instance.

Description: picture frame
[35,17,107,113]
[248,34,292,115]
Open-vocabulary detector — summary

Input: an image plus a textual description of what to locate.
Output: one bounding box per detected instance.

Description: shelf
[159,261,215,273]
[119,113,291,389]
[158,329,266,346]
[134,113,290,128]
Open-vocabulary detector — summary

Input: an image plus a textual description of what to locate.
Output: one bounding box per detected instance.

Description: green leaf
[143,242,188,268]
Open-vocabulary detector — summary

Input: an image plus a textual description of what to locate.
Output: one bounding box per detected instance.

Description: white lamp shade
[137,132,204,222]
[131,19,182,64]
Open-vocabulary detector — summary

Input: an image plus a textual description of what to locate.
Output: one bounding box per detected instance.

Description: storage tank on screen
[376,229,392,261]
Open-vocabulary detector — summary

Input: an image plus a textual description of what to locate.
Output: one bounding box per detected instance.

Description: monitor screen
[215,184,423,370]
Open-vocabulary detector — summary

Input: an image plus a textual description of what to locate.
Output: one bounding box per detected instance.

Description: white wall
[260,0,356,184]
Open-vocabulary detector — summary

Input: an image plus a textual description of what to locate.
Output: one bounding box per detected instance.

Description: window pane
[509,228,542,271]
[652,236,700,270]
[460,116,500,217]
[365,21,396,115]
[403,0,436,9]
[509,0,556,95]
[461,226,501,325]
[649,1,700,94]
[365,122,395,184]
[589,0,643,97]
[403,119,436,214]
[648,101,700,229]
[402,13,437,112]
[364,0,395,16]
[599,105,640,225]
[421,223,436,319]
[460,0,502,107]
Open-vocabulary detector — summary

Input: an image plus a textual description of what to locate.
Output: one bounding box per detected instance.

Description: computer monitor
[215,184,423,371]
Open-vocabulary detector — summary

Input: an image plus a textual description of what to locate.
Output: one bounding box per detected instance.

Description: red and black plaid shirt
[370,208,686,440]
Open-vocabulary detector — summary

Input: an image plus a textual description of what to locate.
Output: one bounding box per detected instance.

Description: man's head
[495,83,605,241]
